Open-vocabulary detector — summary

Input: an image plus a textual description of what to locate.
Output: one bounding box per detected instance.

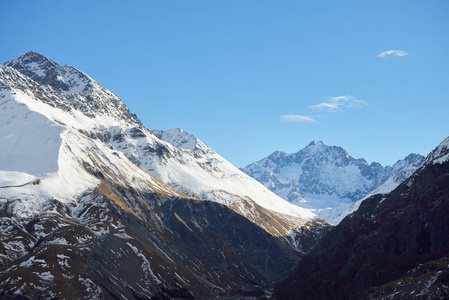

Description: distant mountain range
[242,142,425,223]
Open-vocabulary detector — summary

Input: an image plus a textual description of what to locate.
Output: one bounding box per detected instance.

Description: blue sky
[1,1,448,167]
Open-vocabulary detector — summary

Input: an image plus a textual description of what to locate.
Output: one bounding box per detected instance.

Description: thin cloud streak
[309,102,342,112]
[280,115,318,123]
[309,95,368,112]
[378,50,408,58]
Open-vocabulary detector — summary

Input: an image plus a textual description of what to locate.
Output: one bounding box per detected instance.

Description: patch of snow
[114,232,133,239]
[20,256,47,268]
[78,276,102,299]
[0,93,63,175]
[127,242,161,284]
[37,271,54,281]
[55,65,93,95]
[46,237,69,245]
[0,171,36,187]
[316,202,353,223]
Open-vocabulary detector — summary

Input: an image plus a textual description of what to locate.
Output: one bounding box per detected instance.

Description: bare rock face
[273,137,449,300]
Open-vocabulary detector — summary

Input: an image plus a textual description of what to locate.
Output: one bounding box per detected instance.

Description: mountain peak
[307,140,324,147]
[15,51,50,62]
[4,52,96,96]
[2,52,142,127]
[19,50,47,59]
[303,141,331,156]
[401,153,425,164]
[243,141,424,216]
[169,127,184,134]
[305,140,329,150]
[4,51,58,81]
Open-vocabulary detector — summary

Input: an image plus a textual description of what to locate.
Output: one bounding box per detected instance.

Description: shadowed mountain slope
[273,137,449,300]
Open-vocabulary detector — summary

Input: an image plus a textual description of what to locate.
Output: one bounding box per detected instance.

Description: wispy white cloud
[377,50,408,58]
[280,115,318,123]
[309,102,342,112]
[309,95,367,112]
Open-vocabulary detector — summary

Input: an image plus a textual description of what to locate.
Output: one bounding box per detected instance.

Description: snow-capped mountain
[2,51,315,227]
[145,127,316,219]
[4,51,141,125]
[326,153,426,224]
[243,142,424,223]
[274,136,449,299]
[368,153,425,196]
[0,52,329,298]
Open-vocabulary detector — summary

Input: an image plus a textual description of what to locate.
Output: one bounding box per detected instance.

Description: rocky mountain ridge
[150,128,216,156]
[2,51,317,230]
[243,141,425,222]
[4,51,142,126]
[0,52,330,298]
